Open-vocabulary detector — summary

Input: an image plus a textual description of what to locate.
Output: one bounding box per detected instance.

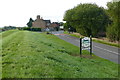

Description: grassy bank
[64,31,120,48]
[1,30,118,78]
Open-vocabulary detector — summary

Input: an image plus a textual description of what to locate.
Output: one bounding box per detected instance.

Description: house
[31,15,61,31]
[32,15,51,28]
[50,22,60,28]
[49,22,60,31]
[44,20,51,27]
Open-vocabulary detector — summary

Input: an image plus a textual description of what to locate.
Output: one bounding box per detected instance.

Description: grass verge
[64,31,120,48]
[1,30,119,78]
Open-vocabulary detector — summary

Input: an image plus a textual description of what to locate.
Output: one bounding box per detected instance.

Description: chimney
[37,15,40,19]
[41,17,43,20]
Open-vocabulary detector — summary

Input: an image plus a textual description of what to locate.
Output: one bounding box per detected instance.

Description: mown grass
[92,39,120,48]
[64,31,120,48]
[1,30,18,38]
[1,30,119,78]
[64,31,80,38]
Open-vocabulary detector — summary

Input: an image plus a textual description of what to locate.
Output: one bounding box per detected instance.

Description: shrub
[22,27,41,32]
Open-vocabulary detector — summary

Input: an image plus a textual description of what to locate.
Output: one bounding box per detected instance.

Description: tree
[63,22,70,30]
[27,18,34,27]
[106,1,120,41]
[63,3,109,37]
[59,22,64,26]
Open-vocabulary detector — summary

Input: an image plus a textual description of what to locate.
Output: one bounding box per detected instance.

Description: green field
[1,30,118,78]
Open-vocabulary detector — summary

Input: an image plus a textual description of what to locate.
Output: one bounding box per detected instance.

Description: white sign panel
[46,28,50,32]
[82,37,90,50]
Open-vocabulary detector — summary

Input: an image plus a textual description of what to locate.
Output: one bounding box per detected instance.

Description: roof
[44,20,51,23]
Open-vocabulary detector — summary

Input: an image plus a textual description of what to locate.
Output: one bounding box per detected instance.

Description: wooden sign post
[90,35,92,56]
[80,38,82,57]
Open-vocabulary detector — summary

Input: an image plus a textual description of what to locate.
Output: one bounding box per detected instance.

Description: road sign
[82,37,90,50]
[80,36,92,56]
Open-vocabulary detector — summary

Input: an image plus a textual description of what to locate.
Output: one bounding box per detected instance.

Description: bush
[22,27,41,32]
[2,26,17,32]
[106,1,120,42]
[23,27,31,30]
[106,22,119,42]
[31,28,41,31]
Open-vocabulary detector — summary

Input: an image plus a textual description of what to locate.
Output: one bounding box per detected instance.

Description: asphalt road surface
[52,31,120,64]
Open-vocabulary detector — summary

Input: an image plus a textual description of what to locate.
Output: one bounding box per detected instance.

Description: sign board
[46,28,50,32]
[82,37,90,50]
[80,36,92,56]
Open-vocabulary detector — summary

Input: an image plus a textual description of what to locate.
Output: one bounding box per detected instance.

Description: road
[52,31,120,64]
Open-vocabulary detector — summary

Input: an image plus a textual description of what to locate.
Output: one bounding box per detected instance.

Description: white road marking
[94,46,119,55]
[54,34,67,35]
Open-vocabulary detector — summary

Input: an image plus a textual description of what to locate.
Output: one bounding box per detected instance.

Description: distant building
[32,15,51,28]
[31,15,61,31]
[50,22,60,28]
[44,20,51,27]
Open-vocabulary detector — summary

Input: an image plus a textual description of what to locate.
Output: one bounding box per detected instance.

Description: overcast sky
[0,0,112,27]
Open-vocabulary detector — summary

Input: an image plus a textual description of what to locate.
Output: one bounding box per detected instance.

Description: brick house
[32,15,51,28]
[50,22,60,28]
[31,15,60,31]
